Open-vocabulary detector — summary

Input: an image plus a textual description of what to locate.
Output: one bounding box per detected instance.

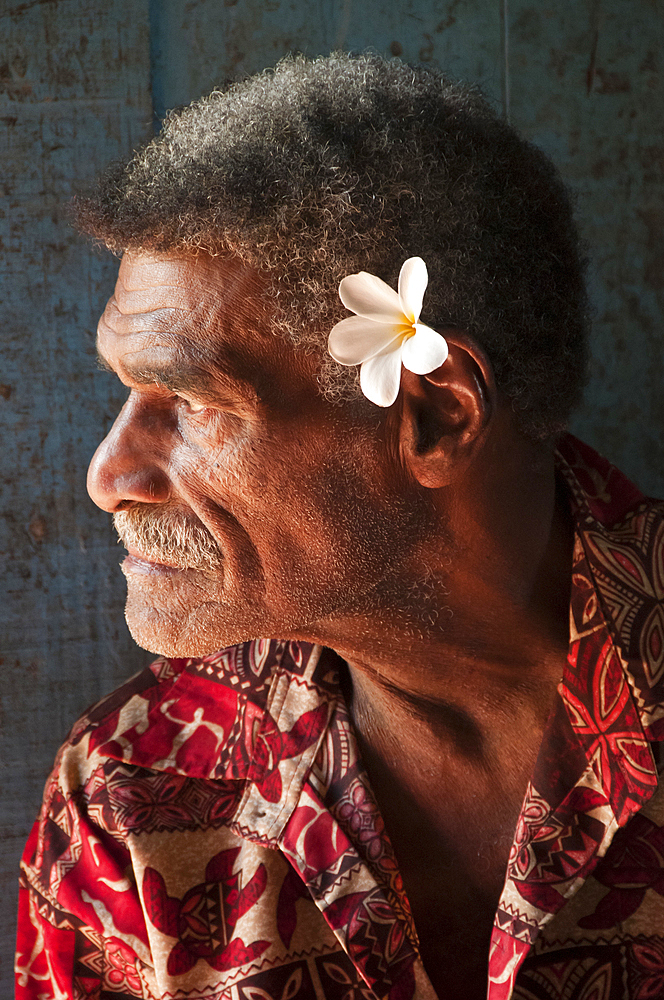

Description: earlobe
[399,332,496,489]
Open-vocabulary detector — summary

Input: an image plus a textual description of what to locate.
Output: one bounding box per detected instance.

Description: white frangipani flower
[327,256,449,407]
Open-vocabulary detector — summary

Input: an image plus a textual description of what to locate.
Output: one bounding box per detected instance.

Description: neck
[293,428,573,722]
[293,423,575,996]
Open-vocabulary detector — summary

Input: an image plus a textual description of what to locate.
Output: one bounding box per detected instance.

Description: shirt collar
[492,434,661,968]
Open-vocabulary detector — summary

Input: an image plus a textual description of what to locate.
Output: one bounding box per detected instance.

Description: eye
[176,394,206,414]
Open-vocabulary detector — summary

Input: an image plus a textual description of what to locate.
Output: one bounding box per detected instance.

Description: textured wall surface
[0,0,152,984]
[149,0,504,119]
[508,1,664,496]
[1,0,663,990]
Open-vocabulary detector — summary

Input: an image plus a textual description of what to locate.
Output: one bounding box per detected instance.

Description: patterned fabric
[15,435,664,1000]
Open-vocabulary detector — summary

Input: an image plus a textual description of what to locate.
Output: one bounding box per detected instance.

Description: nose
[87,395,172,513]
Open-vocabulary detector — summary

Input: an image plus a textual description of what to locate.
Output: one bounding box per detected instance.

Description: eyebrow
[95,347,240,403]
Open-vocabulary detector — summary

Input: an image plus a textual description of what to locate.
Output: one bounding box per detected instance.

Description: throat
[344,659,563,999]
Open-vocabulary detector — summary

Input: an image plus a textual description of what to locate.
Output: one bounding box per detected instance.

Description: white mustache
[114,505,223,570]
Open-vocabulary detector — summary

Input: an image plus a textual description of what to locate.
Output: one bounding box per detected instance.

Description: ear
[398,331,497,489]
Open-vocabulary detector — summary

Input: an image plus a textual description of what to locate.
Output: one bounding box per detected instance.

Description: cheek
[266,457,419,588]
[170,415,265,504]
[178,418,295,513]
[171,420,420,588]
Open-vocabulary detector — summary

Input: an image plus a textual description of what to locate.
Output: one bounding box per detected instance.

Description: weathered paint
[149,0,503,119]
[0,0,152,982]
[1,0,662,990]
[508,0,664,496]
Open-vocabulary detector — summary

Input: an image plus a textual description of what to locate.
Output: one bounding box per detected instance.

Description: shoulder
[21,639,342,897]
[36,638,342,820]
[556,433,663,525]
[557,435,664,600]
[53,640,311,790]
[20,642,294,883]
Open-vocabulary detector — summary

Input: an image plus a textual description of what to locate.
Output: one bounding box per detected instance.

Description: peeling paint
[0,0,152,983]
[27,513,47,543]
[593,67,631,94]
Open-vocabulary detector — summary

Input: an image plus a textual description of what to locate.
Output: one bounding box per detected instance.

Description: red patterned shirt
[16,436,664,1000]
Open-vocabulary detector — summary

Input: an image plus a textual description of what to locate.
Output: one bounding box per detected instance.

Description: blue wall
[2,0,662,988]
[1,1,153,985]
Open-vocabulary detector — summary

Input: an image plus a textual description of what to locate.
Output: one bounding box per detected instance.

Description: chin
[124,593,270,659]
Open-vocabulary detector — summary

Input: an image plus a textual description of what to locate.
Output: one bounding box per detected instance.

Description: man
[15,53,664,1000]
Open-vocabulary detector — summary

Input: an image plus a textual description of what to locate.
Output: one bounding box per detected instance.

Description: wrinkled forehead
[99,251,320,408]
[114,251,266,321]
[97,252,269,385]
[99,251,278,370]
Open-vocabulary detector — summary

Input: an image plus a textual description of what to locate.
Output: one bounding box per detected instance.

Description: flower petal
[339,271,404,323]
[328,316,405,365]
[401,324,449,375]
[359,343,404,407]
[398,257,428,324]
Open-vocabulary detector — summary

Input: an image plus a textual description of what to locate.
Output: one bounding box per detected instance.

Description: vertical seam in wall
[148,0,163,132]
[501,0,510,122]
[335,0,353,50]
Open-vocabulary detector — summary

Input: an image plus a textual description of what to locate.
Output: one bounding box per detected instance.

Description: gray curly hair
[76,51,589,439]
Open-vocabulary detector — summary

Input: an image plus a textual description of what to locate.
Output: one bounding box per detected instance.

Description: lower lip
[122,554,183,576]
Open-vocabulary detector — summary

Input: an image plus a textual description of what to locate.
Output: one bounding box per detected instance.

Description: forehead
[97,252,304,400]
[114,252,266,316]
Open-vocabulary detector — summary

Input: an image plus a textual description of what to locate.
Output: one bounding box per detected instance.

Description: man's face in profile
[89,252,422,657]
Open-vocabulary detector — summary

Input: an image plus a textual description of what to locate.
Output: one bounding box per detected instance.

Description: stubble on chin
[114,503,277,654]
[121,565,272,658]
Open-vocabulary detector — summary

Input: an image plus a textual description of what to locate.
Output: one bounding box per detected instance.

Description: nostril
[86,416,172,511]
